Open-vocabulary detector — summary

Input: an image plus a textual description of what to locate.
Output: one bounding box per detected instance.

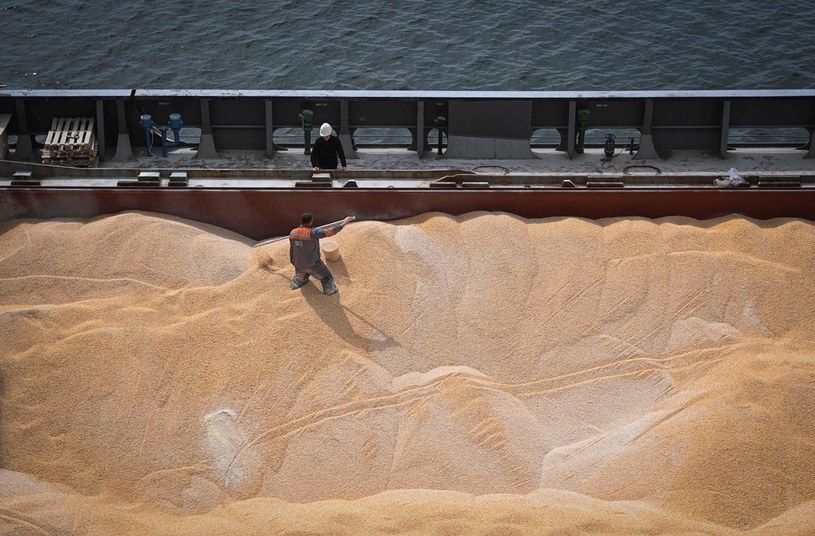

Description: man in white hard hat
[310,122,348,172]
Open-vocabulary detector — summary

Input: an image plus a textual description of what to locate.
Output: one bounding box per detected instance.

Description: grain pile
[0,210,814,535]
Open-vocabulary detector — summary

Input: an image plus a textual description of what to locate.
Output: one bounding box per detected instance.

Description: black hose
[472,165,510,175]
[623,165,662,175]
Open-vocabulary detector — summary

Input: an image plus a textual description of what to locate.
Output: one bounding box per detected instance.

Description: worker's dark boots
[290,275,308,290]
[321,275,338,296]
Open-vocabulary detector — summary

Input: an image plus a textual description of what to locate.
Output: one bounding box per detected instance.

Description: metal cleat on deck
[10,170,40,186]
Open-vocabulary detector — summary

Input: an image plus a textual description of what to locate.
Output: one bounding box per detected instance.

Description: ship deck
[3,145,815,188]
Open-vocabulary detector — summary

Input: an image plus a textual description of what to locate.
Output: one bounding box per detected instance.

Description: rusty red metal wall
[2,187,814,240]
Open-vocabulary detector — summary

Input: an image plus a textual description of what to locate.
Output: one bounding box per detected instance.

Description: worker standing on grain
[289,213,354,295]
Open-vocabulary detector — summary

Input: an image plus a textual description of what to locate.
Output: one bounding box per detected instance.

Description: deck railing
[1,89,813,161]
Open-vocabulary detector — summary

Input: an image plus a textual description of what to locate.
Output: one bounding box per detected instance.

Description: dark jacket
[310,135,347,169]
[289,222,347,269]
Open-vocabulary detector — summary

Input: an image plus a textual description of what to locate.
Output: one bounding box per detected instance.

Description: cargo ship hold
[2,89,815,535]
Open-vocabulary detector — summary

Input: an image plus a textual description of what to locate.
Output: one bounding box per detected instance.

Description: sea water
[2,0,814,91]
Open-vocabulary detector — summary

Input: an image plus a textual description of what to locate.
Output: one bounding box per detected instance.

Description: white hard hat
[319,123,332,136]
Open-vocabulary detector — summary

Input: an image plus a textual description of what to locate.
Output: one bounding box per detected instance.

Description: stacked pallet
[42,117,97,167]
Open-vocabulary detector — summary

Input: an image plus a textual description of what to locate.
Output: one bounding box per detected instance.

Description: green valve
[299,109,314,154]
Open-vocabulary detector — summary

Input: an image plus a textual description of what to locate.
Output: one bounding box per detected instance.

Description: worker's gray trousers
[291,261,337,295]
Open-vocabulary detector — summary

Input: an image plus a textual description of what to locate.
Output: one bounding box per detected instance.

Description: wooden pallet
[42,116,97,167]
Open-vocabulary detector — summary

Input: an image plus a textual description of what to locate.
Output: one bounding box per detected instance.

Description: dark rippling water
[2,0,814,90]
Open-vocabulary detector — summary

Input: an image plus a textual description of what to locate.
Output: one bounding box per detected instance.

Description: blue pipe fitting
[139,113,183,157]
[168,113,183,130]
[161,113,183,157]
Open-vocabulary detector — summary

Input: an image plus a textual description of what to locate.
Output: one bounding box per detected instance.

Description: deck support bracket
[635,99,660,160]
[196,98,219,159]
[567,101,576,159]
[112,99,133,161]
[13,99,34,160]
[720,100,731,159]
[339,99,357,159]
[416,101,425,159]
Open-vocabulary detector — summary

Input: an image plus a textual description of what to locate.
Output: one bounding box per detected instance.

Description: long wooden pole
[252,217,354,248]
